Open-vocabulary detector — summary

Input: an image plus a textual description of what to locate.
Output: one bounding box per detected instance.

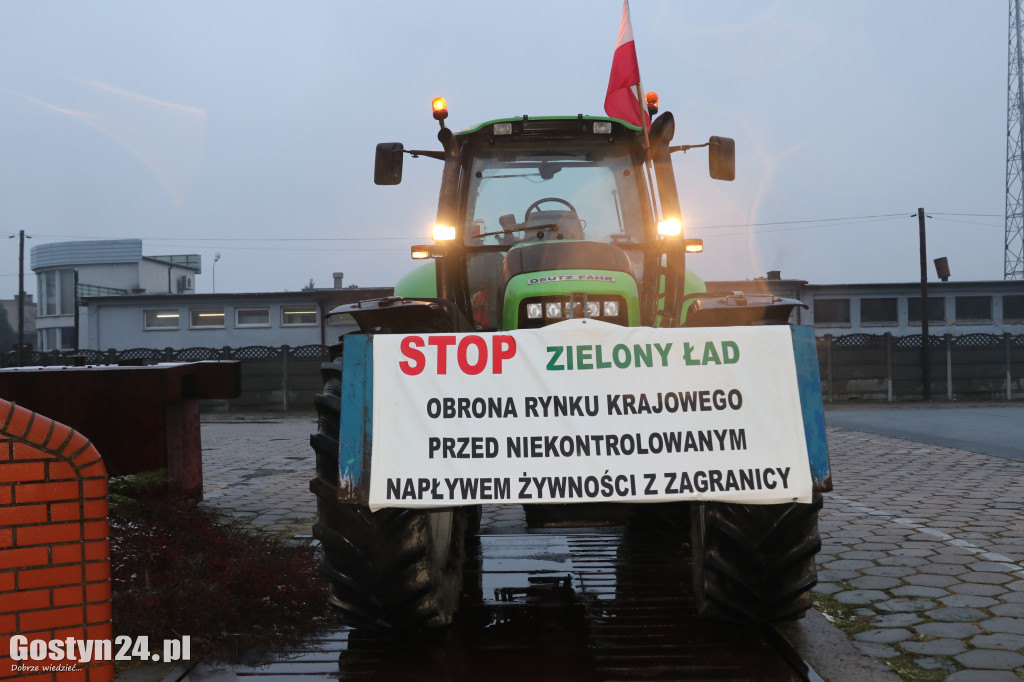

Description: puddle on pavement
[238,468,292,479]
[181,534,597,681]
[179,527,804,681]
[336,534,594,681]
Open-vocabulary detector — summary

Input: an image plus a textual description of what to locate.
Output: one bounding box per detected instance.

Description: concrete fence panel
[891,334,947,399]
[828,334,888,400]
[950,334,1008,400]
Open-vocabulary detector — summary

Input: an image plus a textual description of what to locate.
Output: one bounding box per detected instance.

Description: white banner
[368,320,812,509]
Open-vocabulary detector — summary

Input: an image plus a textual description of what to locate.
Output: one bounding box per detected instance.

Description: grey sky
[0,1,1009,299]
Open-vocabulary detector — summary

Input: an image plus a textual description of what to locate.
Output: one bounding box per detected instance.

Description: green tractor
[310,98,827,632]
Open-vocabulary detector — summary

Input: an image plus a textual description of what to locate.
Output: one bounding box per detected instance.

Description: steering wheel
[524,197,579,222]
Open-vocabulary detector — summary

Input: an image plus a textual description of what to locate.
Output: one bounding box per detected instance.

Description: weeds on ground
[811,590,872,635]
[884,654,954,682]
[109,472,331,660]
[811,592,961,682]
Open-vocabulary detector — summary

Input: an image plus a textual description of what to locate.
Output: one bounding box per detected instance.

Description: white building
[802,280,1024,337]
[708,275,1024,337]
[31,240,200,351]
[84,287,390,351]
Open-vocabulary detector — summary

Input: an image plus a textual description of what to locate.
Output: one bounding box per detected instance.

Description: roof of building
[82,287,394,305]
[30,239,200,272]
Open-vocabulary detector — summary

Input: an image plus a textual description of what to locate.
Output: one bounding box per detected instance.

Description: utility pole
[17,230,25,367]
[73,269,80,352]
[918,208,930,401]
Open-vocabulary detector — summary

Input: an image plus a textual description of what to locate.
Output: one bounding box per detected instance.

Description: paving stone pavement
[195,412,1024,681]
[199,414,319,540]
[816,428,1024,681]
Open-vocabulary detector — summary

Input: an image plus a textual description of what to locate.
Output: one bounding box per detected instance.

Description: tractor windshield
[460,138,653,331]
[462,140,652,248]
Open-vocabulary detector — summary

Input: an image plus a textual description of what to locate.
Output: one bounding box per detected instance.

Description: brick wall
[0,398,113,681]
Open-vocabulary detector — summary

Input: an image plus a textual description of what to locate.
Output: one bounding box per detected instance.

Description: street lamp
[213,253,221,294]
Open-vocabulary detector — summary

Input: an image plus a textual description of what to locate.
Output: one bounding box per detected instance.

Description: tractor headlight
[586,302,600,318]
[657,219,682,237]
[545,302,562,319]
[526,303,543,319]
[432,224,456,241]
[603,300,619,317]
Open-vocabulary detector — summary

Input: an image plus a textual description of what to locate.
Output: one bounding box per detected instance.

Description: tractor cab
[342,99,797,335]
[455,123,654,331]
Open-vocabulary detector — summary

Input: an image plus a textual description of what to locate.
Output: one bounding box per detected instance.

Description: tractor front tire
[310,353,467,632]
[691,494,822,623]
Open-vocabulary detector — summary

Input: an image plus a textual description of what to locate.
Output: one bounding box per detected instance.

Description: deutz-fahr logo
[527,275,615,285]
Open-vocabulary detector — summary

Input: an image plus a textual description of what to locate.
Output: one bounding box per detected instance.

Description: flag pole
[635,83,651,154]
[634,83,658,221]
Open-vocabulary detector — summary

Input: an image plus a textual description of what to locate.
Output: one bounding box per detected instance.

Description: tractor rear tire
[628,501,691,537]
[310,354,467,632]
[691,494,822,623]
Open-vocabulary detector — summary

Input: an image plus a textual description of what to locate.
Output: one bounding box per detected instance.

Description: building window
[190,308,226,328]
[954,296,992,322]
[38,269,76,317]
[1004,295,1024,321]
[36,327,74,351]
[908,297,945,325]
[859,298,897,325]
[144,309,180,330]
[41,271,55,316]
[59,327,75,351]
[39,328,56,351]
[813,299,850,325]
[282,306,318,326]
[236,308,270,327]
[61,271,75,314]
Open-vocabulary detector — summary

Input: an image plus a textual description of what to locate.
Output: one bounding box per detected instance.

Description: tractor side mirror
[374,142,404,185]
[708,136,735,181]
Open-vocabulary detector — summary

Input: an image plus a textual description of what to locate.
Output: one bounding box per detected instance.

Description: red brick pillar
[0,398,113,681]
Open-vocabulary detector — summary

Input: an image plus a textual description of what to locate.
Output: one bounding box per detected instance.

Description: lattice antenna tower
[1007,0,1024,279]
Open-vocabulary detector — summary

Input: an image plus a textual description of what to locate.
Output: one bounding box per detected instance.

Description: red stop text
[399,335,517,376]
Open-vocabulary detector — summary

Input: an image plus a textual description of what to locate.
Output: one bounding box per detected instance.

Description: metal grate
[832,334,884,349]
[172,347,222,361]
[118,347,165,361]
[952,333,1003,349]
[230,345,283,360]
[289,344,330,360]
[73,349,108,363]
[893,334,943,350]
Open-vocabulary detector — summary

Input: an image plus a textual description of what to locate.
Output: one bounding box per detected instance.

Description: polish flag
[604,1,650,128]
